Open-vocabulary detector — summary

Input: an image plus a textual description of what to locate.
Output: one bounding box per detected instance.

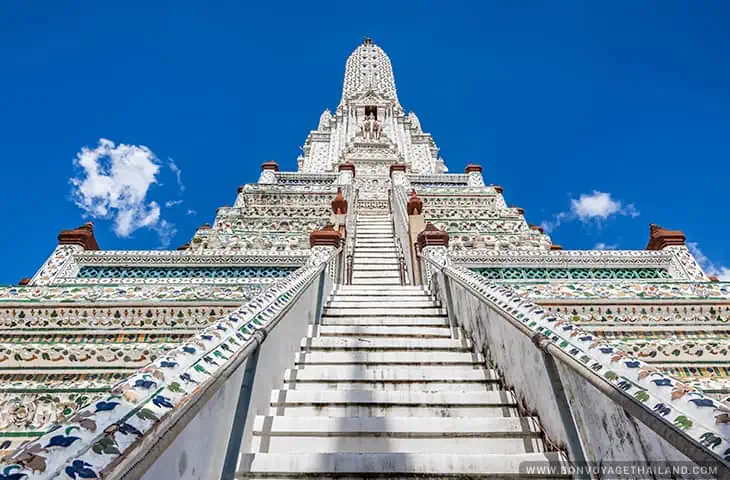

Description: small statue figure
[359,112,382,141]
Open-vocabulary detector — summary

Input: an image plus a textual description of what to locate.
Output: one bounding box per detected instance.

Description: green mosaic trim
[472,267,671,281]
[77,265,297,279]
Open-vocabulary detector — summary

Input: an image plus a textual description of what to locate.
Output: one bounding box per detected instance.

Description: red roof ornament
[331,187,348,214]
[309,224,342,248]
[338,162,356,177]
[261,160,279,172]
[407,190,423,216]
[529,224,545,234]
[18,277,31,286]
[177,243,191,251]
[57,222,100,250]
[646,224,686,250]
[389,163,407,177]
[464,163,482,174]
[416,223,449,250]
[550,244,563,251]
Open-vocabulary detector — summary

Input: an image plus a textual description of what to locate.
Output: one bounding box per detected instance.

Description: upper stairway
[351,212,402,286]
[237,212,567,478]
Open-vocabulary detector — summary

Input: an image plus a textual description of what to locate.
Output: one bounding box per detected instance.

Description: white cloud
[154,219,177,249]
[541,191,639,233]
[688,242,730,280]
[165,199,184,208]
[168,158,185,192]
[186,209,197,216]
[594,242,618,250]
[70,138,177,246]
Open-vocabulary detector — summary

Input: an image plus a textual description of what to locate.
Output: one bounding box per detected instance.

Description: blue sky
[0,1,728,283]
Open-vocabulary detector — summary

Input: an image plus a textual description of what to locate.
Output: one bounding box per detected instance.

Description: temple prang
[2,39,728,478]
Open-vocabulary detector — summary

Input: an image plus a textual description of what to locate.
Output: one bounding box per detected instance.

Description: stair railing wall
[1,247,341,480]
[338,184,356,285]
[420,248,730,475]
[344,188,358,285]
[390,182,413,285]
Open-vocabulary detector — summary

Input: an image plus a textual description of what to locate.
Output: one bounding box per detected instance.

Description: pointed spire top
[340,39,399,108]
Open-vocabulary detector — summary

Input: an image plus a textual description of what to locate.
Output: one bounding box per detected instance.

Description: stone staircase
[351,211,402,286]
[238,212,567,478]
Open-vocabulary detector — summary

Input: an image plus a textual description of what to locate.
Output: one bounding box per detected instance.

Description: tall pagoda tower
[2,39,730,479]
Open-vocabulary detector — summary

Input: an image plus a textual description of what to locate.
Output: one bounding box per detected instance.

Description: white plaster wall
[238,273,329,453]
[438,274,697,476]
[138,271,330,480]
[140,357,248,480]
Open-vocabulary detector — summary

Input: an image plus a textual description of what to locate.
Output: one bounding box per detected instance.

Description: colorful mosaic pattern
[422,248,730,466]
[77,265,297,279]
[510,281,730,301]
[0,285,266,304]
[0,246,337,479]
[0,333,188,345]
[472,267,671,281]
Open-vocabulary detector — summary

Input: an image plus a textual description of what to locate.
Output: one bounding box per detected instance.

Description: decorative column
[31,222,101,285]
[331,187,348,236]
[337,162,355,185]
[389,163,408,186]
[406,190,425,284]
[416,222,449,287]
[58,222,100,250]
[646,224,708,281]
[258,160,279,184]
[490,184,507,209]
[309,224,342,249]
[310,224,343,282]
[465,163,485,187]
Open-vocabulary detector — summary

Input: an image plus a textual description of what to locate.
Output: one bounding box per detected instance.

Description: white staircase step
[334,286,426,295]
[351,258,400,265]
[294,351,484,366]
[352,271,401,279]
[238,452,569,478]
[267,389,515,418]
[282,366,496,383]
[329,294,433,301]
[351,279,402,285]
[352,252,398,258]
[324,307,445,316]
[347,264,399,272]
[301,337,470,351]
[314,325,451,338]
[326,300,438,309]
[250,416,543,454]
[322,316,448,326]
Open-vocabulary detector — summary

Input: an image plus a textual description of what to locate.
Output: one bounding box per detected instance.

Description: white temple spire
[339,37,400,108]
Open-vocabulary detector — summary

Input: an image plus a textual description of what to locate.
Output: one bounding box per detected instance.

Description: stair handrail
[344,187,358,285]
[420,248,730,473]
[389,182,413,285]
[2,246,342,480]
